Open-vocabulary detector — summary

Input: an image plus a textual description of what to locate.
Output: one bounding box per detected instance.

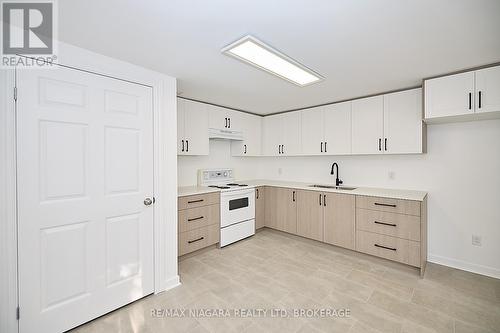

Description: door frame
[0,41,179,333]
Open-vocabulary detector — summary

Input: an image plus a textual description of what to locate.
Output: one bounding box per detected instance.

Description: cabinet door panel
[265,187,297,233]
[324,101,352,155]
[264,187,278,229]
[296,190,324,241]
[424,71,474,119]
[232,113,262,156]
[208,104,228,129]
[255,187,266,230]
[301,107,324,155]
[262,115,282,156]
[184,100,209,155]
[177,98,186,154]
[324,193,355,250]
[282,111,301,156]
[246,114,262,156]
[475,66,500,114]
[226,110,242,132]
[352,96,384,154]
[383,88,422,154]
[284,189,297,234]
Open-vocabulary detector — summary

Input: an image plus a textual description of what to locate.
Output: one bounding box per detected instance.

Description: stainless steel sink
[309,184,357,191]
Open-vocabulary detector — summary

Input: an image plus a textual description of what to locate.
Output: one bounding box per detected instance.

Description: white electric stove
[198,169,255,247]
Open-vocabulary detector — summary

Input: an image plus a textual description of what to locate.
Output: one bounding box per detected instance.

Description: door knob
[144,198,153,206]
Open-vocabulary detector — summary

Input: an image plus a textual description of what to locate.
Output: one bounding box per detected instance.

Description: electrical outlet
[388,171,395,180]
[472,235,482,246]
[278,167,282,175]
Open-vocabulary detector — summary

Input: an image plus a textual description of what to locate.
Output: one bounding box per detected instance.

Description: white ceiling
[59,0,500,115]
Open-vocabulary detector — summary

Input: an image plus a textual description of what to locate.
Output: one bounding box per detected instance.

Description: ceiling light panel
[222,35,323,87]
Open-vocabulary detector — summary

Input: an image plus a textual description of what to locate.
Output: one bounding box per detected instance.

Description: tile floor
[72,228,500,333]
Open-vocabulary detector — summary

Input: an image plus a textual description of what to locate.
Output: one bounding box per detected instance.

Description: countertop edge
[178,180,427,201]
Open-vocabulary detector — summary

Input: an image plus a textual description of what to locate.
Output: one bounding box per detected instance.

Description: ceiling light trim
[222,35,324,87]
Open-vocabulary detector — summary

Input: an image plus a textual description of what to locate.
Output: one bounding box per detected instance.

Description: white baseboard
[428,254,500,279]
[162,275,181,292]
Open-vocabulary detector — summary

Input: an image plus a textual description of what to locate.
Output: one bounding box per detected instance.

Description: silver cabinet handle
[144,198,153,206]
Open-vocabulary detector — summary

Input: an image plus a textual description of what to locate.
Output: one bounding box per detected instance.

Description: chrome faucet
[330,163,343,186]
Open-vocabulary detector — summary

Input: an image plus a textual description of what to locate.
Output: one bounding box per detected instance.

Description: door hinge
[13,87,17,101]
[16,306,20,320]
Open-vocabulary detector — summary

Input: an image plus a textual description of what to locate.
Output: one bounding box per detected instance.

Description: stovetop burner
[208,185,231,189]
[226,183,248,187]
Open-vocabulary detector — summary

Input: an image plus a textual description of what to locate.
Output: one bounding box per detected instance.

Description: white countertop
[177,186,221,197]
[178,179,427,201]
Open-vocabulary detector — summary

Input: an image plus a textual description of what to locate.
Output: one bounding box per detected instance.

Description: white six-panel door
[17,66,154,333]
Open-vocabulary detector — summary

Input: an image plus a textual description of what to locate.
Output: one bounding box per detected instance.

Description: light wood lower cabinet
[178,192,219,210]
[178,204,219,233]
[356,230,420,267]
[356,195,420,216]
[264,187,297,234]
[356,208,420,241]
[324,193,355,250]
[255,187,265,230]
[261,187,427,276]
[355,195,427,276]
[178,192,220,256]
[297,190,324,241]
[179,225,219,256]
[296,190,355,247]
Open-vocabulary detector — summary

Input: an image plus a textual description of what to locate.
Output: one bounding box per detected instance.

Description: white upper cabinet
[424,64,500,122]
[323,102,352,155]
[301,102,352,155]
[281,111,301,156]
[262,114,282,156]
[352,96,384,154]
[425,72,475,119]
[383,88,423,154]
[352,90,423,155]
[177,99,186,155]
[475,66,500,114]
[231,113,262,156]
[177,98,209,155]
[262,111,301,156]
[301,106,325,155]
[208,104,241,131]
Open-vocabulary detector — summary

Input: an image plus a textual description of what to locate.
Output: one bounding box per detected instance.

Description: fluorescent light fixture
[222,35,323,87]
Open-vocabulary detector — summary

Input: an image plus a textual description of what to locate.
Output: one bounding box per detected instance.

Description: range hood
[209,128,244,141]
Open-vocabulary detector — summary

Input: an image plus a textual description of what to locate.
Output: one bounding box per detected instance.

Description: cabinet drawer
[356,195,420,216]
[356,208,420,241]
[356,230,420,267]
[178,204,219,233]
[178,192,219,210]
[179,224,219,256]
